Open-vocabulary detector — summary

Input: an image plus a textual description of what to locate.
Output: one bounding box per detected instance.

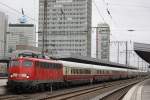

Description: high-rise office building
[96,23,110,61]
[38,0,92,57]
[0,11,8,58]
[7,24,36,55]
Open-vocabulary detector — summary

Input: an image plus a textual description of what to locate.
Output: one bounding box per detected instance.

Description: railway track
[0,95,30,100]
[97,82,136,100]
[0,77,147,100]
[41,79,141,100]
[99,77,150,100]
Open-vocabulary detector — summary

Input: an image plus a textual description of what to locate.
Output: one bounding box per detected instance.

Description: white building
[38,0,92,57]
[0,12,8,58]
[96,23,110,61]
[7,24,36,55]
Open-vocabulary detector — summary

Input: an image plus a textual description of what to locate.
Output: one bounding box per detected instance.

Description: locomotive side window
[23,60,33,67]
[36,61,62,69]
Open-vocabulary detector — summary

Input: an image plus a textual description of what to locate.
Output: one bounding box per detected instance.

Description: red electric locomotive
[7,57,63,92]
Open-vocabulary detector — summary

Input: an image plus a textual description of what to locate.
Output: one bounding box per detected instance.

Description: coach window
[79,69,81,74]
[104,70,106,74]
[104,70,107,74]
[76,69,78,74]
[78,69,80,74]
[71,69,73,74]
[75,69,78,74]
[23,60,32,67]
[73,69,75,74]
[81,69,83,74]
[65,67,68,74]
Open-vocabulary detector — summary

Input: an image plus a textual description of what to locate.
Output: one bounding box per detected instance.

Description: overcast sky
[0,0,150,64]
[0,0,150,42]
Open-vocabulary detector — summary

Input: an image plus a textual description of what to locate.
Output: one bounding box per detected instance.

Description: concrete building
[96,23,110,61]
[7,24,36,56]
[38,0,92,57]
[0,12,8,58]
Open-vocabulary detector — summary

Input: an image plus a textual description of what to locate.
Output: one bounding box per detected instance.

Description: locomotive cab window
[22,60,33,67]
[10,60,20,67]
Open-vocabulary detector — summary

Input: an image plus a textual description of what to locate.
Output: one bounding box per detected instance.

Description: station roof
[134,42,150,64]
[0,57,10,63]
[56,55,137,70]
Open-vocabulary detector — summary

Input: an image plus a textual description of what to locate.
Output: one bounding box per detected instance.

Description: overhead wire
[108,3,150,9]
[100,0,119,41]
[92,0,120,58]
[92,0,106,23]
[93,0,119,41]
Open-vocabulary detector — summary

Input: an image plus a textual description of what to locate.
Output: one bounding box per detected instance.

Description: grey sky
[0,0,150,42]
[93,0,150,43]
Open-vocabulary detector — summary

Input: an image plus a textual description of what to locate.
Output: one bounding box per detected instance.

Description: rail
[0,77,148,100]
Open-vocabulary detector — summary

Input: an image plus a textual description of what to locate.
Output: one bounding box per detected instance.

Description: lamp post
[42,0,48,56]
[128,29,135,32]
[110,41,128,64]
[3,31,11,58]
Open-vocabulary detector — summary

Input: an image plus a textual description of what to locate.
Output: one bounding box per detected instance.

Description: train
[7,56,147,92]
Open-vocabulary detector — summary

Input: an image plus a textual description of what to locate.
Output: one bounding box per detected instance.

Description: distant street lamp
[128,29,135,32]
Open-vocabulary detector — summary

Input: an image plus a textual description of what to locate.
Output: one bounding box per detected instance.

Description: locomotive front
[7,57,34,91]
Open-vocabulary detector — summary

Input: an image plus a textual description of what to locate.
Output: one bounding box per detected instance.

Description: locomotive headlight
[10,74,13,78]
[26,75,30,79]
[10,73,18,78]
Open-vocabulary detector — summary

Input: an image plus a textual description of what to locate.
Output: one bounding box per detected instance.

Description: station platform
[0,79,7,86]
[0,79,8,95]
[0,77,7,79]
[123,78,150,100]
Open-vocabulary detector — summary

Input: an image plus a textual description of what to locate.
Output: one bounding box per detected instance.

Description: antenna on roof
[22,8,24,15]
[19,8,27,23]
